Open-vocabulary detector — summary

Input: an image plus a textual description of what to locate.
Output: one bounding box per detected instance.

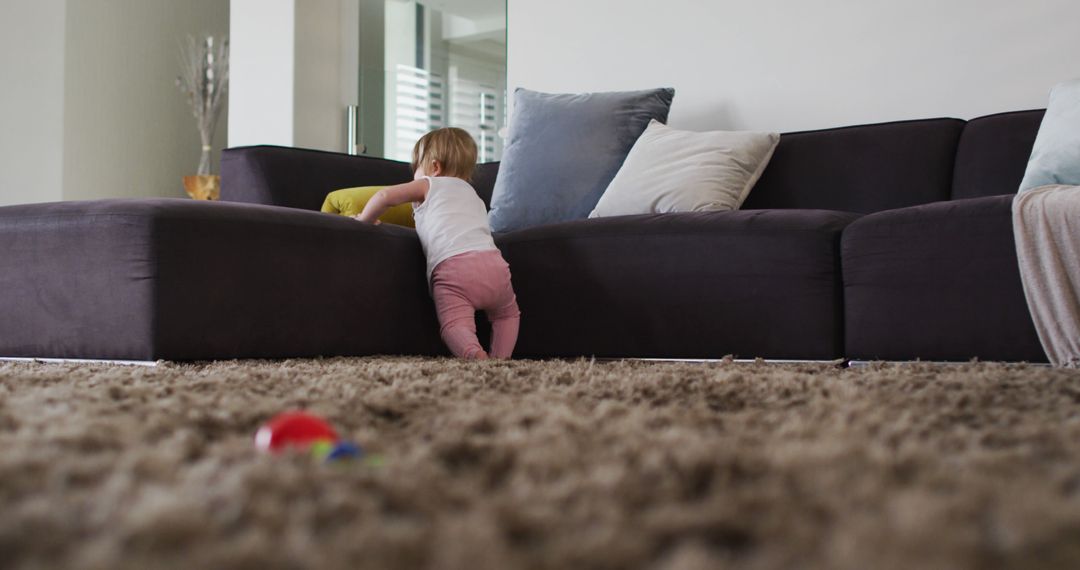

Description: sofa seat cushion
[495,209,859,360]
[842,195,1045,362]
[0,199,445,360]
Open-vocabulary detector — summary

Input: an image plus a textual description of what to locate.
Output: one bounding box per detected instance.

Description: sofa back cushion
[487,87,675,232]
[471,161,499,209]
[742,118,965,214]
[222,146,499,212]
[951,110,1045,200]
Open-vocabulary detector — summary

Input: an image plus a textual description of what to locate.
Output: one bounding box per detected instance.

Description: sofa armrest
[841,195,1045,362]
[0,198,446,360]
[221,145,413,211]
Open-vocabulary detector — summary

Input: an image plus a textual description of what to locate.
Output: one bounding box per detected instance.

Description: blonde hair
[411,127,478,181]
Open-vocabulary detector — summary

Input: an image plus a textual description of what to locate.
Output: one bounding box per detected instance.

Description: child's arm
[353,178,430,224]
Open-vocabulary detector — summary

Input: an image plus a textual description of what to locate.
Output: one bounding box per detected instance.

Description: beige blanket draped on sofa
[1013,184,1080,367]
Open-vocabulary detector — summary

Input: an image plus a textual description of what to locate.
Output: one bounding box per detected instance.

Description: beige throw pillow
[589,120,779,217]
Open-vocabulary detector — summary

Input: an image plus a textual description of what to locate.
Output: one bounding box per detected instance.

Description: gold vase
[183,175,220,200]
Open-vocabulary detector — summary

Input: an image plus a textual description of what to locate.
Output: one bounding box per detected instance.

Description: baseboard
[596,357,847,365]
[603,358,1051,368]
[0,356,1048,368]
[846,360,1051,367]
[0,357,159,367]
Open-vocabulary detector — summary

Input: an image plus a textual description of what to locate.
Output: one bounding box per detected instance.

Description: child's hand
[351,215,381,225]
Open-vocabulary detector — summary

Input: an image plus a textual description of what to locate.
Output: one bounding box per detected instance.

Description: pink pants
[430,249,520,359]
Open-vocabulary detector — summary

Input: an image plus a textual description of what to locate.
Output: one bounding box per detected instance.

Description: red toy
[254,411,339,453]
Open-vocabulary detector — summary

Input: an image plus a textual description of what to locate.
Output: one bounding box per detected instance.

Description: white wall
[294,0,341,151]
[0,0,228,207]
[63,0,230,202]
[230,0,358,152]
[0,1,66,206]
[508,0,1080,132]
[229,0,295,148]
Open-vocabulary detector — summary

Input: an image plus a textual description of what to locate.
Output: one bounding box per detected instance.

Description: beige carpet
[1,357,1080,570]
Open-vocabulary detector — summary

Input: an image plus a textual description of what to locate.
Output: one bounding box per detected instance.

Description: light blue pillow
[1019,79,1080,192]
[488,87,675,233]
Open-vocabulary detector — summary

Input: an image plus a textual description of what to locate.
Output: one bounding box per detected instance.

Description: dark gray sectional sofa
[0,110,1048,362]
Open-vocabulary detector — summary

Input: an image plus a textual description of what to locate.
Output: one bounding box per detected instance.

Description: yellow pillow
[321,186,415,228]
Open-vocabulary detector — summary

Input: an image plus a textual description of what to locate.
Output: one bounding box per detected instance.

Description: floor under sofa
[1,356,1077,570]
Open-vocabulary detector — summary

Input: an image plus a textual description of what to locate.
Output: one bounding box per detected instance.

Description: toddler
[354,128,520,359]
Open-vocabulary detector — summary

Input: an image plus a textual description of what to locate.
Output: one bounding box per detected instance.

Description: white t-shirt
[413,176,498,282]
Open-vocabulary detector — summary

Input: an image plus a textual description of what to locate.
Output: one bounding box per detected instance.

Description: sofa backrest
[950,110,1044,200]
[225,111,1044,216]
[485,110,1044,214]
[221,145,501,211]
[742,118,965,214]
[222,146,414,211]
[471,162,499,209]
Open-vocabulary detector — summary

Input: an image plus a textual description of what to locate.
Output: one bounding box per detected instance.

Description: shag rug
[2,357,1080,570]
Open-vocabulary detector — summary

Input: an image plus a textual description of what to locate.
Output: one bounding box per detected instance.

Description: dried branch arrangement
[177,35,229,176]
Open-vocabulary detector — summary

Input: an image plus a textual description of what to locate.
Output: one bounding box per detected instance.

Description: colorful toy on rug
[254,411,338,452]
[319,441,364,461]
[254,411,370,464]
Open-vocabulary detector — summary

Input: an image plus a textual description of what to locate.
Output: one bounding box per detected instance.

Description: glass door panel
[356,0,506,163]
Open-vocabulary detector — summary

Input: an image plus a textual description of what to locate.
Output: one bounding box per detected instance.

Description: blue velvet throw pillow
[1019,79,1080,192]
[488,87,675,233]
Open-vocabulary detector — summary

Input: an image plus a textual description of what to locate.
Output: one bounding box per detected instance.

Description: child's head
[411,127,478,181]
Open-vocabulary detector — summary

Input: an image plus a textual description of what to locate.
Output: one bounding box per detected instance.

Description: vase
[183,175,220,200]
